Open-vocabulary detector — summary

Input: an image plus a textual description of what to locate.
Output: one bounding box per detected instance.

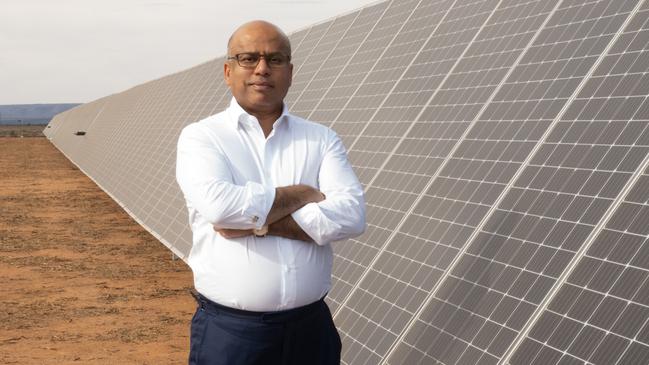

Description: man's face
[224,24,293,116]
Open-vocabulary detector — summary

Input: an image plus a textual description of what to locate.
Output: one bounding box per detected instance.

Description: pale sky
[1,0,379,104]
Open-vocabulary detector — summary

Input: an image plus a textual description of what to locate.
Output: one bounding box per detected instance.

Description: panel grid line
[51,143,187,259]
[370,1,574,362]
[332,0,461,318]
[341,0,488,152]
[327,0,563,360]
[326,0,429,130]
[544,286,649,346]
[290,11,362,108]
[287,18,338,95]
[305,0,394,121]
[497,1,649,362]
[44,1,649,363]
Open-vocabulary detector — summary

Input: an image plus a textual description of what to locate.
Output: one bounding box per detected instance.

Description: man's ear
[224,62,232,87]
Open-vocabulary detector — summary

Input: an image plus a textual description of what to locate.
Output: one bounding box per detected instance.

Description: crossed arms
[176,123,366,245]
[216,184,325,241]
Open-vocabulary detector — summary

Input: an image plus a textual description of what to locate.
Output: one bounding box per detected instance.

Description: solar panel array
[45,0,649,363]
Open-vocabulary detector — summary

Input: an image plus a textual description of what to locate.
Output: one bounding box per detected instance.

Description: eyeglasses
[227,52,291,68]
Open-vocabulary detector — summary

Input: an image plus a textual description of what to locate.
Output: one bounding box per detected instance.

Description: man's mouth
[249,81,273,90]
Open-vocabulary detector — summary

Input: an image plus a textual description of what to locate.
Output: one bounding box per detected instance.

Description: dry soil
[0,136,195,364]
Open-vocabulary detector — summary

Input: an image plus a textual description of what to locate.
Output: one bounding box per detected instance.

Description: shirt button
[252,216,259,223]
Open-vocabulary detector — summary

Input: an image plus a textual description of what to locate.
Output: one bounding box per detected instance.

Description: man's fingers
[307,185,325,203]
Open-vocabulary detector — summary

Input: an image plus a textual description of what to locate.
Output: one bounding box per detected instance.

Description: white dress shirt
[176,98,365,311]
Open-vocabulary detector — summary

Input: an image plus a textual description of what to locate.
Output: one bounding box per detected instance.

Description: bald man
[176,21,366,365]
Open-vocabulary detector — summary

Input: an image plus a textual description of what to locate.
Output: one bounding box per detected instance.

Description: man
[176,20,366,365]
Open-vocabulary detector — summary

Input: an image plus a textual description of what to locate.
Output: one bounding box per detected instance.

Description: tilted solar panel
[508,2,649,363]
[46,0,649,363]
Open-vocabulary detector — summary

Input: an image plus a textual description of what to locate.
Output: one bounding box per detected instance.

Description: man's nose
[254,57,271,75]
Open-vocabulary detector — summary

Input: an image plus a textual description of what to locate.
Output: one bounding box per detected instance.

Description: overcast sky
[1,0,378,104]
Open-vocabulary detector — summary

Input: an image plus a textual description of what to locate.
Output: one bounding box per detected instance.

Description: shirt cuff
[241,182,275,229]
[291,202,342,246]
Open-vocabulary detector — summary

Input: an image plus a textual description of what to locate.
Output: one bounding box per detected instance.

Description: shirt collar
[227,97,290,131]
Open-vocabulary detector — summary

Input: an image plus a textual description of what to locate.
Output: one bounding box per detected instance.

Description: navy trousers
[189,292,341,365]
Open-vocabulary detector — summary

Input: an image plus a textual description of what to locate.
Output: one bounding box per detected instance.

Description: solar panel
[383,1,646,364]
[333,0,525,361]
[507,2,649,363]
[290,3,391,119]
[45,0,649,363]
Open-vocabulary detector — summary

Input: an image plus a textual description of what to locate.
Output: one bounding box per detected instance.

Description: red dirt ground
[0,137,195,364]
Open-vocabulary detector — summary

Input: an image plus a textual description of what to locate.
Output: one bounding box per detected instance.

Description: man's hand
[212,184,325,240]
[304,185,326,203]
[266,185,326,225]
[269,215,314,242]
[214,227,254,239]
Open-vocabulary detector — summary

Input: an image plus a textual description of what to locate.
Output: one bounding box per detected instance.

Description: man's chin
[241,98,282,114]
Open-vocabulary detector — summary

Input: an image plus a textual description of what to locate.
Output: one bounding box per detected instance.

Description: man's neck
[256,113,280,138]
[246,107,283,138]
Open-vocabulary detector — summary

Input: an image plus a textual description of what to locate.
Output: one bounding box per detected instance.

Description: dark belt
[190,290,326,324]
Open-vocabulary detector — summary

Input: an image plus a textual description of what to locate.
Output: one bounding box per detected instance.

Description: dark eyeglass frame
[227,52,291,68]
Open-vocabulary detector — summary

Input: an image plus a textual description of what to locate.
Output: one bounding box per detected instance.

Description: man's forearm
[213,184,323,238]
[215,216,313,241]
[268,215,314,242]
[265,185,324,225]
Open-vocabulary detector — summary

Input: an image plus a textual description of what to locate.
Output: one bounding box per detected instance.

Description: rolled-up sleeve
[176,124,275,229]
[291,130,366,245]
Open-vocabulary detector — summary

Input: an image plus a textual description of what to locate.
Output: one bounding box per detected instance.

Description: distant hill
[0,104,81,125]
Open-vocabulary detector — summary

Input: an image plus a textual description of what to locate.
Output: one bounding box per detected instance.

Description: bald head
[227,20,291,58]
[223,20,294,124]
